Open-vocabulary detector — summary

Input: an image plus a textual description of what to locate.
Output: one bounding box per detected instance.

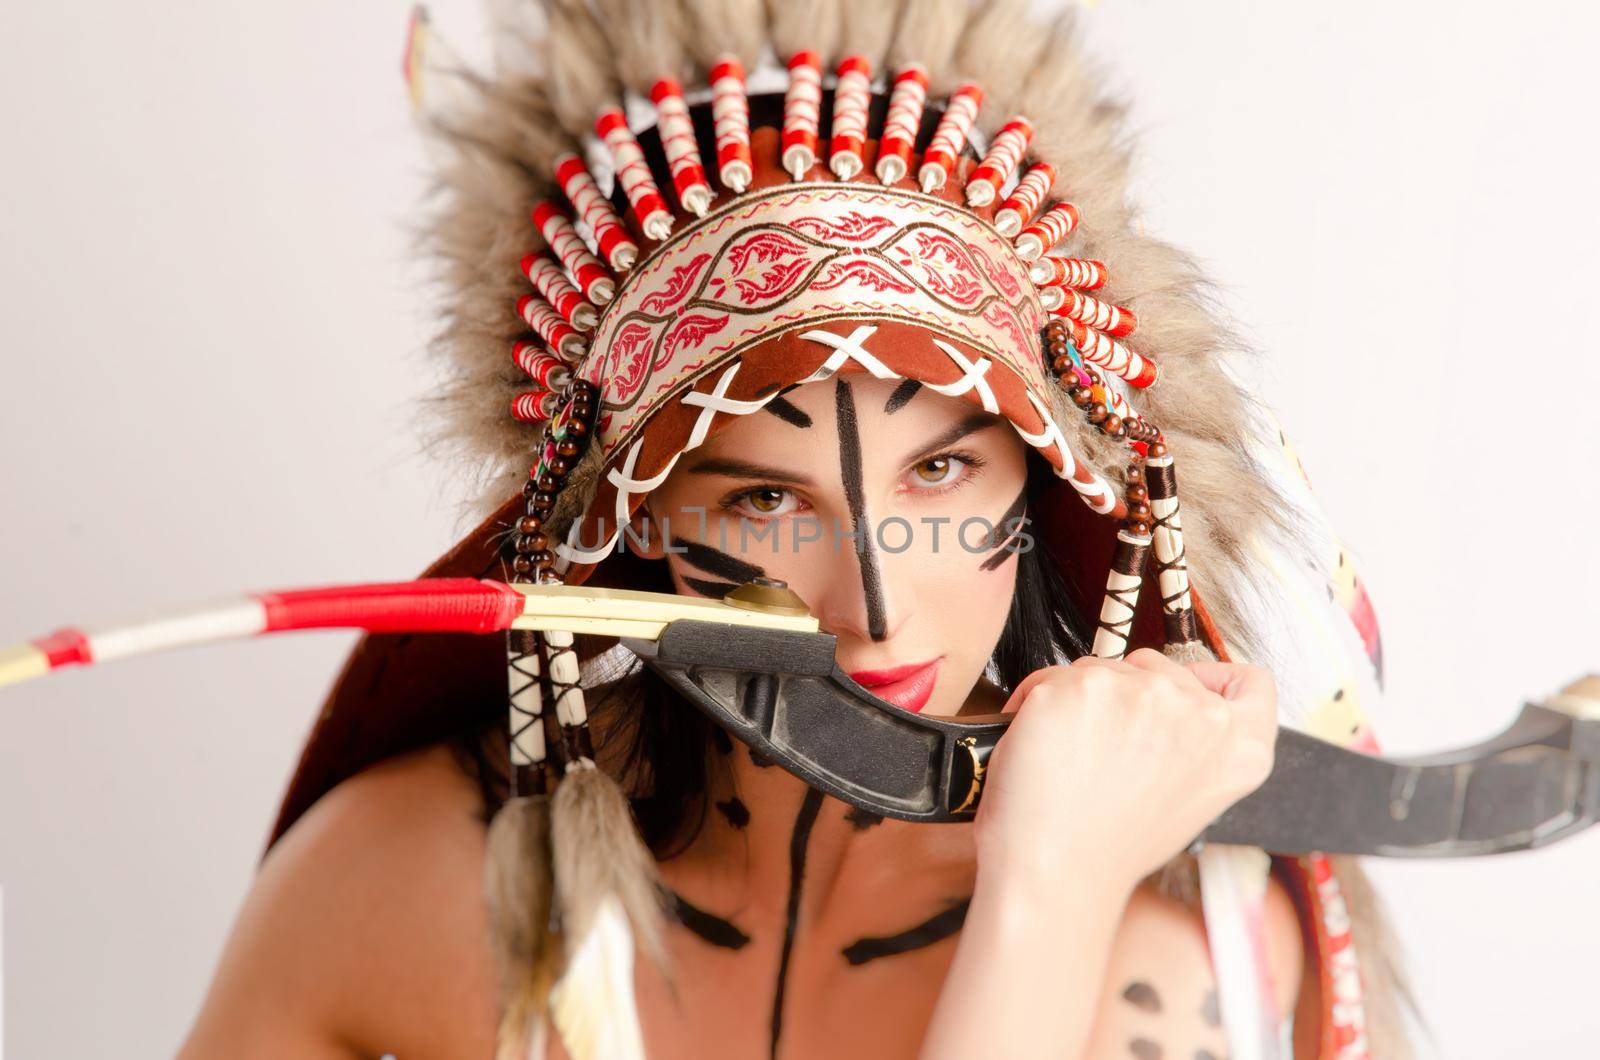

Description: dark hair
[453,454,1094,851]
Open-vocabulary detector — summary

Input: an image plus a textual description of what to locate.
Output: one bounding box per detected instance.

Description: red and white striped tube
[966,116,1034,208]
[1049,288,1138,337]
[0,580,529,687]
[1015,201,1080,261]
[829,55,873,180]
[513,340,575,391]
[919,82,983,193]
[531,202,615,306]
[995,163,1055,236]
[710,56,753,192]
[876,64,929,185]
[782,50,823,181]
[517,295,586,360]
[595,107,674,241]
[650,78,714,216]
[1070,319,1160,389]
[512,389,561,423]
[553,153,639,272]
[1029,254,1107,289]
[520,253,598,331]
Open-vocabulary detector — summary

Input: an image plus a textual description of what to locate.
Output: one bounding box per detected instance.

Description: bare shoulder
[1084,874,1305,1060]
[179,743,499,1060]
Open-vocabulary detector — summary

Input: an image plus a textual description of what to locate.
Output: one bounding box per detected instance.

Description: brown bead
[548,457,571,476]
[556,439,581,459]
[511,555,534,576]
[528,549,553,567]
[1126,520,1151,536]
[537,473,559,492]
[1125,484,1148,504]
[531,491,556,510]
[1148,442,1168,459]
[1100,414,1122,435]
[518,515,544,535]
[1087,403,1108,424]
[521,480,540,500]
[1070,387,1093,407]
[1125,465,1145,484]
[567,420,589,437]
[1127,501,1151,522]
[1051,355,1073,373]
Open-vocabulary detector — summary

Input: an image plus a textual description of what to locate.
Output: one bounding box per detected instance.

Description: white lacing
[554,324,1116,568]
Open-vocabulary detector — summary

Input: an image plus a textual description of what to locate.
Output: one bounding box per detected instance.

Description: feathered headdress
[280,2,1412,1056]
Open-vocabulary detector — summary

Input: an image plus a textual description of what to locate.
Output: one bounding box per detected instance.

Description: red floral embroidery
[721,231,817,304]
[981,301,1029,357]
[639,252,712,315]
[811,257,916,294]
[605,321,657,404]
[659,312,731,368]
[790,211,897,243]
[887,229,985,306]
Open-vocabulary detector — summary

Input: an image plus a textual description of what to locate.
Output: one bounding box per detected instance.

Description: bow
[4,577,1596,857]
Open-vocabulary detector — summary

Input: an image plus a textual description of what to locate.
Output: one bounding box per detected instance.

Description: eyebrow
[898,410,1004,465]
[683,409,1003,484]
[683,457,813,486]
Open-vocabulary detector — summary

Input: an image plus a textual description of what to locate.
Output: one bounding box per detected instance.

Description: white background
[1,2,1597,1057]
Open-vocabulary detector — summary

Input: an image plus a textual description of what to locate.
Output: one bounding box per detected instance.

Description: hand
[974,648,1278,895]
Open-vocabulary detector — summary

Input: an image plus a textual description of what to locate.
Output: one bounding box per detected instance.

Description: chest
[629,894,967,1060]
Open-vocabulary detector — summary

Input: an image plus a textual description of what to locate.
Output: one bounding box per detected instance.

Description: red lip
[848,658,942,714]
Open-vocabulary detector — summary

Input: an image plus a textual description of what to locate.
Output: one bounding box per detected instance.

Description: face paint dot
[1129,1039,1163,1060]
[1123,981,1162,1014]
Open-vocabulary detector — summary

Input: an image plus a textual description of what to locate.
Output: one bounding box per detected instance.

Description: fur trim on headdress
[682,0,770,71]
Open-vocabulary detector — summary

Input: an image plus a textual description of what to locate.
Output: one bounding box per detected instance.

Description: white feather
[1199,845,1285,1060]
[549,895,647,1060]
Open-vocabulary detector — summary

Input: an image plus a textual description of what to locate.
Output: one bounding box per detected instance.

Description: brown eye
[747,488,786,513]
[913,456,957,485]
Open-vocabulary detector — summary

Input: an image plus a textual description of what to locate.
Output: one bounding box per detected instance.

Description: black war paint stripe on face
[684,576,738,599]
[884,378,922,413]
[840,897,971,965]
[834,379,889,641]
[979,488,1030,571]
[763,395,814,428]
[669,889,751,950]
[770,786,825,1058]
[672,536,766,584]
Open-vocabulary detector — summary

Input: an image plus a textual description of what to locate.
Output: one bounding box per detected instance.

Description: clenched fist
[976,648,1278,894]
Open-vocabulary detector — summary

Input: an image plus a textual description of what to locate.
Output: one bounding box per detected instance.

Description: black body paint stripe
[669,890,751,950]
[770,786,824,1057]
[764,395,813,428]
[844,805,883,830]
[841,898,971,965]
[716,796,751,828]
[834,379,888,641]
[884,378,922,413]
[673,536,766,583]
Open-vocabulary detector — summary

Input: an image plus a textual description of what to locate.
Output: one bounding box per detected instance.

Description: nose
[810,522,908,644]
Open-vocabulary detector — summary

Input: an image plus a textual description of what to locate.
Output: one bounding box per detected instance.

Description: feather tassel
[487,794,560,1060]
[548,758,668,1060]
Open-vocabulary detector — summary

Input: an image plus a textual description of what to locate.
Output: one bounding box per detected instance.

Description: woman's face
[634,373,1030,717]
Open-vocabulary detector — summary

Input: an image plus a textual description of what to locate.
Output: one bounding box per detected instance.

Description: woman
[179,0,1406,1056]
